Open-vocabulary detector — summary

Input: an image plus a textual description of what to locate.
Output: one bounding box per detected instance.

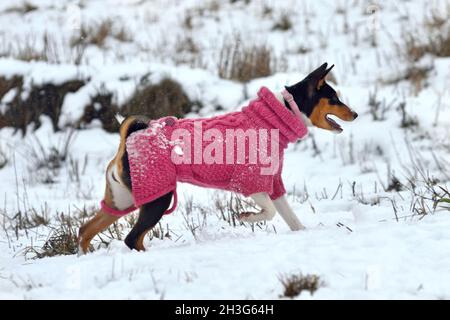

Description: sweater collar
[257,87,308,141]
[281,89,303,120]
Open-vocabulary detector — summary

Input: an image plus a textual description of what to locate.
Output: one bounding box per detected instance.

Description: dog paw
[292,223,306,231]
[238,212,257,222]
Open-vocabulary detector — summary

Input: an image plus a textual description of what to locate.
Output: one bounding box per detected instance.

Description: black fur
[120,117,149,191]
[124,191,173,250]
[284,62,346,116]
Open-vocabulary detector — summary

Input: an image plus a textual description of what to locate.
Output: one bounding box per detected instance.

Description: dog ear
[304,63,328,96]
[317,64,334,90]
[307,63,328,80]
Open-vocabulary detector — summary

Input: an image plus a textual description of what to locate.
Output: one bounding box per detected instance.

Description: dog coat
[102,87,308,216]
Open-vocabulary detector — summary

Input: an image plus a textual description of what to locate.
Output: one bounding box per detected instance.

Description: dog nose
[352,112,358,119]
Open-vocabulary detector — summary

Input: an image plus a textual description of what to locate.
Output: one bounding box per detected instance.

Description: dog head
[285,63,357,133]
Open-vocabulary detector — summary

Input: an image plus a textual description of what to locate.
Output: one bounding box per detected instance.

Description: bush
[0,78,85,135]
[279,272,324,298]
[0,74,195,135]
[5,2,37,14]
[79,91,120,132]
[122,78,193,119]
[29,221,79,259]
[272,13,293,31]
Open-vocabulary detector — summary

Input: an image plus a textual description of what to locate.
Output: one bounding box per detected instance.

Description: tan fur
[309,98,354,131]
[78,160,121,253]
[78,119,133,254]
[78,117,156,253]
[135,228,150,251]
[317,78,325,90]
[115,116,137,185]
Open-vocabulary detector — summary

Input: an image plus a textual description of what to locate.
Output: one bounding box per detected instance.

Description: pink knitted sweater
[123,87,308,213]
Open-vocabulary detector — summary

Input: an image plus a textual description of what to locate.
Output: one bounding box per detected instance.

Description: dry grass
[175,35,199,55]
[0,75,23,101]
[28,220,79,259]
[72,20,111,47]
[218,35,277,82]
[18,207,95,258]
[397,101,419,129]
[9,35,45,62]
[386,6,450,94]
[122,77,194,119]
[279,272,324,298]
[26,130,76,184]
[398,140,450,218]
[183,11,194,30]
[230,0,251,4]
[272,12,293,31]
[3,206,51,238]
[179,192,270,239]
[386,174,403,192]
[71,19,132,48]
[402,6,450,62]
[0,33,86,64]
[367,89,390,121]
[114,26,133,42]
[438,187,450,211]
[79,90,120,132]
[21,209,96,259]
[262,5,273,17]
[81,79,196,132]
[5,2,38,14]
[0,78,85,135]
[213,192,259,227]
[0,75,194,135]
[382,65,433,95]
[404,31,450,62]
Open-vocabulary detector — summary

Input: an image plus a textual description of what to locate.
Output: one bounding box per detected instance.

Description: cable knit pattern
[126,87,308,210]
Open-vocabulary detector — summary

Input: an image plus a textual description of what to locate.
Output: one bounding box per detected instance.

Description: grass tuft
[272,12,293,31]
[279,272,324,298]
[218,35,277,82]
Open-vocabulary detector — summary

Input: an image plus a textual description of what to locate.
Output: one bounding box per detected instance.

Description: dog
[78,62,357,253]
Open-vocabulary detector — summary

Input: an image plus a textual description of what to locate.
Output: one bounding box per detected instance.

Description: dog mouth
[325,114,343,132]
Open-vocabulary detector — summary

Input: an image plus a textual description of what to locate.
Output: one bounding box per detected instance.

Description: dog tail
[119,116,149,140]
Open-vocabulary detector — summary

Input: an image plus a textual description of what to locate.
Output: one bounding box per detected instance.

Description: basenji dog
[78,63,357,253]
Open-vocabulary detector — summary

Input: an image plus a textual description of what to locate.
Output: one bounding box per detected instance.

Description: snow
[0,0,450,300]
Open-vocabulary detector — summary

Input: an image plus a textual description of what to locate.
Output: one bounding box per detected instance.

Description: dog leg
[238,192,276,223]
[78,209,120,254]
[124,192,173,251]
[273,195,305,231]
[78,162,134,254]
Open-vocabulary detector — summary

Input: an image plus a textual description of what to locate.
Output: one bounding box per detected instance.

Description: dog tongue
[326,116,342,132]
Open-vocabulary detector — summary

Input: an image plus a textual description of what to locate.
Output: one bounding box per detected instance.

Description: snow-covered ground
[0,0,449,299]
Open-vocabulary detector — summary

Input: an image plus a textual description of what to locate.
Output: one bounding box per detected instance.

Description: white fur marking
[115,114,125,125]
[108,164,134,210]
